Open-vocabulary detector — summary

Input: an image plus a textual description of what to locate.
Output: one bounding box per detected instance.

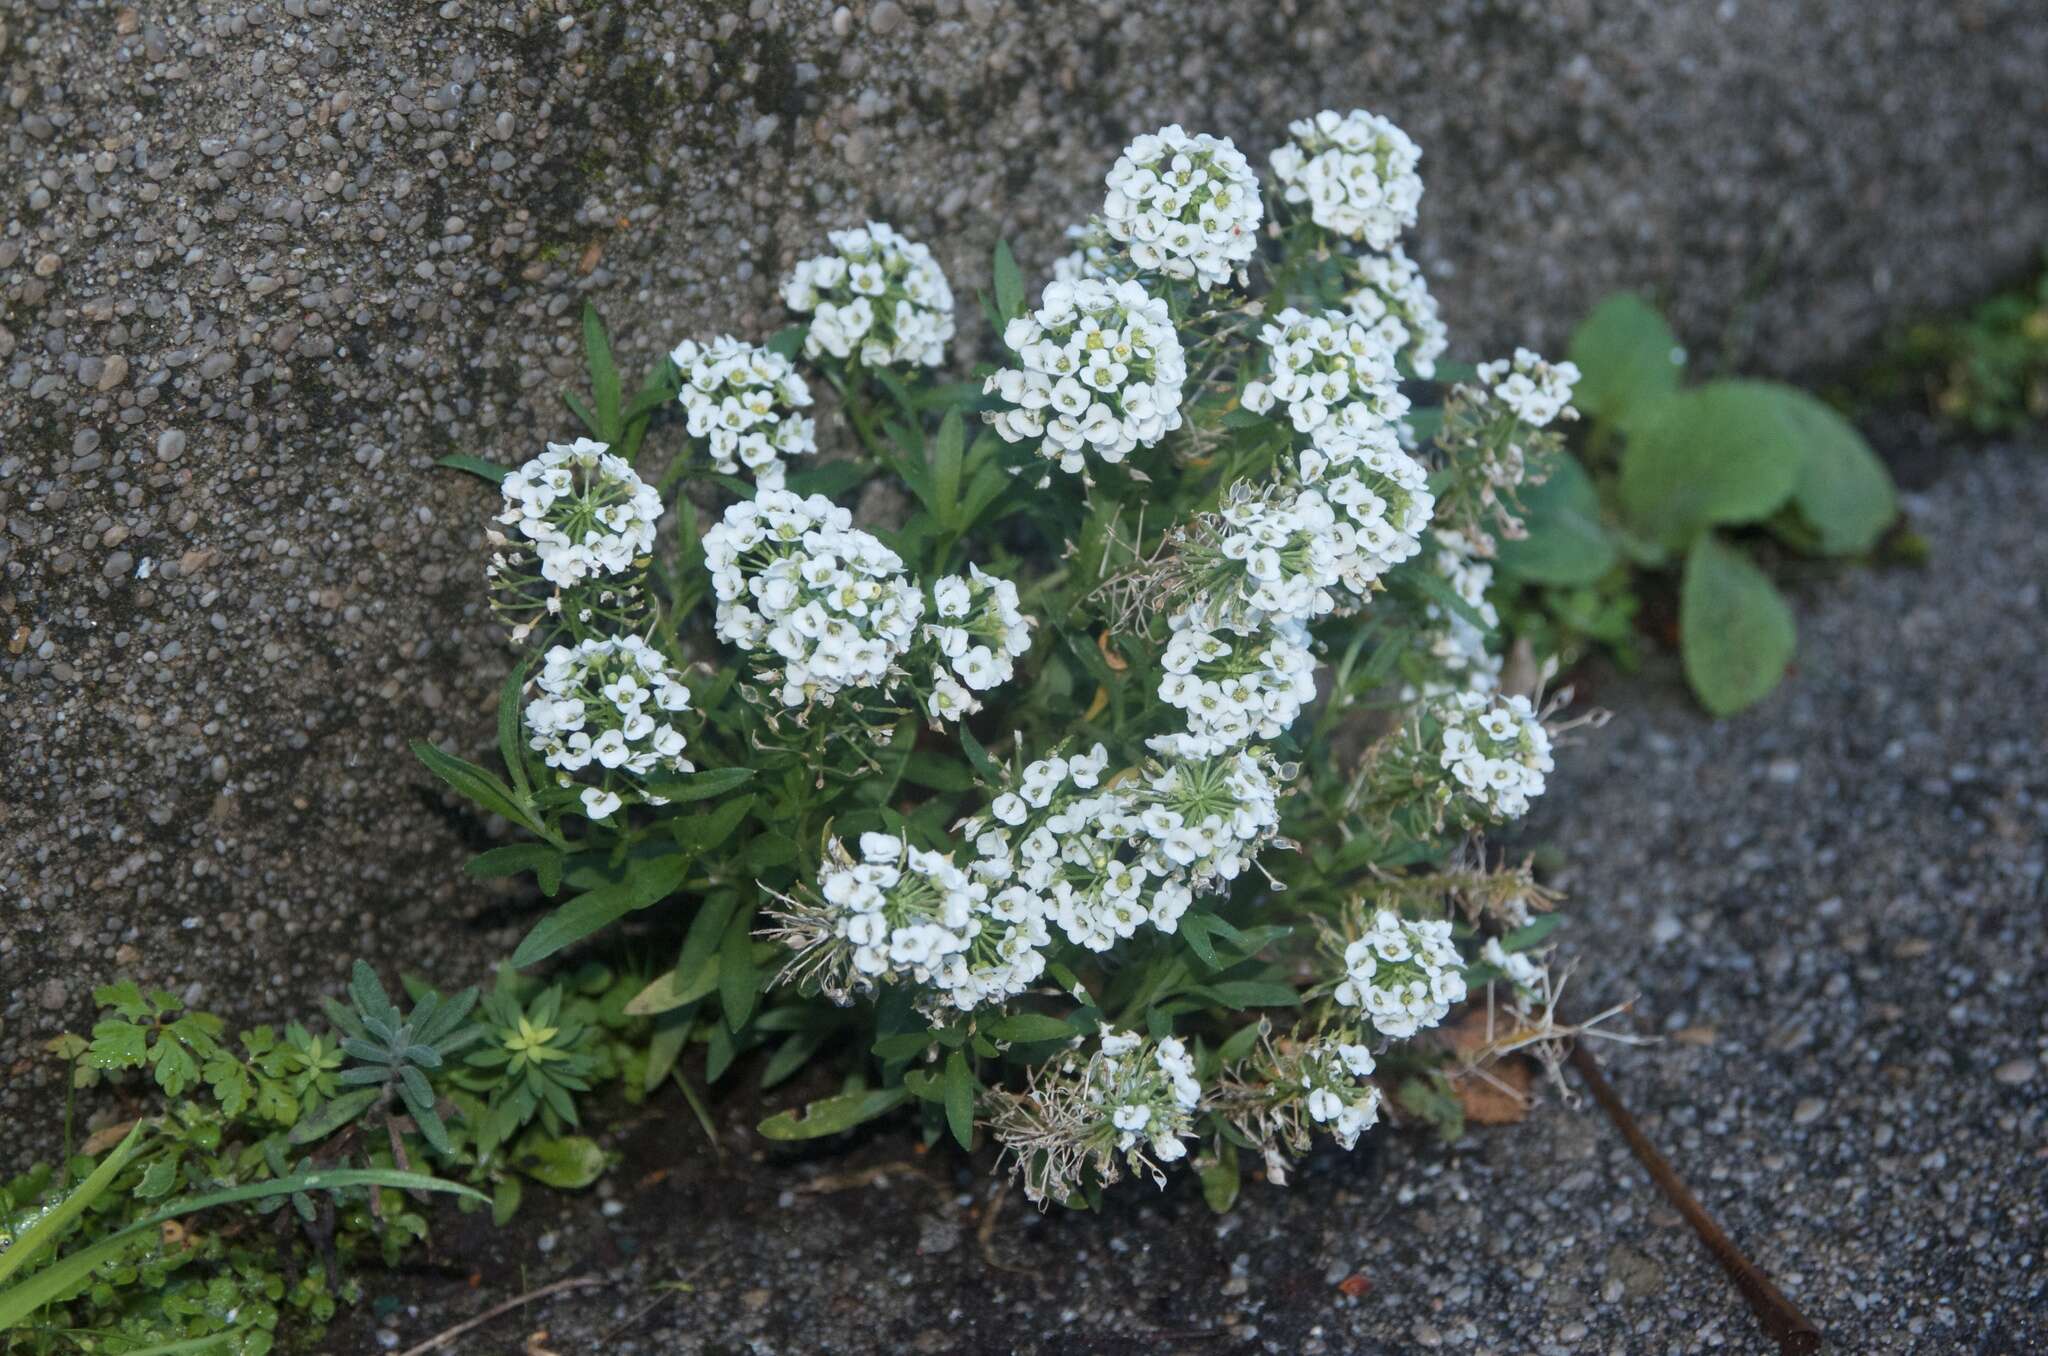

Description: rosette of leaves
[294,961,480,1159]
[1497,292,1899,714]
[462,982,599,1158]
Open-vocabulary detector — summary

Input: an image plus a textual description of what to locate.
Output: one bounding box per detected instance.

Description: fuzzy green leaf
[757,1087,909,1141]
[1618,381,1807,547]
[1780,394,1897,554]
[992,240,1025,326]
[1679,533,1797,715]
[1495,448,1619,586]
[1567,292,1684,428]
[515,1134,607,1189]
[943,1051,976,1151]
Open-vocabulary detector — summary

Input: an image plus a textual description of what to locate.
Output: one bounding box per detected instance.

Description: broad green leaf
[672,794,757,854]
[943,1051,975,1151]
[1567,292,1684,428]
[1779,393,1897,554]
[984,1012,1075,1044]
[756,1087,908,1141]
[1495,449,1620,586]
[899,750,975,793]
[515,1134,607,1189]
[992,240,1025,327]
[435,454,510,485]
[1679,533,1796,715]
[511,854,690,968]
[1618,381,1806,547]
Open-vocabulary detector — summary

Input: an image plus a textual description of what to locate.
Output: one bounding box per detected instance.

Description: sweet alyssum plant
[426,108,1592,1208]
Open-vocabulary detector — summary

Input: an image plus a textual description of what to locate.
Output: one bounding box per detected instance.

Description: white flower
[784,221,957,368]
[1296,1035,1383,1150]
[1155,622,1317,755]
[1101,125,1263,291]
[702,489,924,707]
[670,336,817,489]
[1433,689,1554,821]
[1473,347,1581,429]
[527,635,695,819]
[490,437,661,592]
[1332,910,1468,1039]
[982,277,1187,476]
[1248,307,1409,436]
[1342,244,1448,379]
[1269,108,1423,250]
[917,564,1035,721]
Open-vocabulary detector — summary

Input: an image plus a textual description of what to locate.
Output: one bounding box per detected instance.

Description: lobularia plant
[421,107,1591,1209]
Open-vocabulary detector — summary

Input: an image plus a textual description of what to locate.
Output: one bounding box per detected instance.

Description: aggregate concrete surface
[332,444,2045,1354]
[2,0,2045,1315]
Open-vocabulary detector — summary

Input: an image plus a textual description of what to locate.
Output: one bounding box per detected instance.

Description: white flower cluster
[1268,108,1423,250]
[1177,471,1427,636]
[1333,909,1469,1039]
[923,565,1035,724]
[1092,1030,1201,1165]
[1101,125,1263,291]
[1155,622,1317,757]
[1050,221,1119,285]
[811,831,1050,1011]
[1416,528,1503,697]
[969,745,1186,955]
[1344,245,1448,379]
[1296,1035,1382,1150]
[702,489,924,708]
[1240,307,1409,436]
[492,438,661,589]
[524,635,694,821]
[1480,936,1546,999]
[783,221,957,368]
[1475,348,1581,428]
[1128,749,1283,896]
[984,278,1188,476]
[671,336,817,490]
[1437,690,1554,820]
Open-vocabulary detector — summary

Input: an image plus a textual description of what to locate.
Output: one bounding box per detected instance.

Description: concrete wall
[4,0,2044,1142]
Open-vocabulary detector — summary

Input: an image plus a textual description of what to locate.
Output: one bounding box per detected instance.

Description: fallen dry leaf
[1441,1010,1535,1125]
[1337,1273,1373,1297]
[1097,630,1129,672]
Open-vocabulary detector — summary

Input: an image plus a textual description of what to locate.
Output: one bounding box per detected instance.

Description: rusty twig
[1569,1041,1821,1355]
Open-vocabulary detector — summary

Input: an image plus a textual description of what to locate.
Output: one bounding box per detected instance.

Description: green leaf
[756,1087,908,1141]
[0,1170,485,1332]
[1679,533,1797,715]
[943,1051,976,1151]
[435,454,510,485]
[957,725,1001,784]
[87,1020,148,1070]
[872,1030,936,1059]
[0,1120,149,1287]
[511,854,691,968]
[93,979,151,1020]
[465,844,564,897]
[411,740,539,832]
[1196,981,1301,1010]
[1567,292,1684,428]
[931,408,966,528]
[640,766,757,803]
[288,1087,380,1146]
[1179,913,1221,970]
[1199,1140,1240,1214]
[984,1012,1074,1044]
[1495,449,1620,586]
[1779,394,1897,554]
[671,794,757,854]
[718,903,761,1030]
[497,661,531,797]
[515,1134,607,1189]
[1499,914,1564,954]
[583,304,621,440]
[899,750,975,793]
[1617,381,1807,547]
[992,240,1025,326]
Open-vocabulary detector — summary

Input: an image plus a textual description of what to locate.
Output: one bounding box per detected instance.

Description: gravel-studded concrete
[320,445,2046,1354]
[5,0,2047,1188]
